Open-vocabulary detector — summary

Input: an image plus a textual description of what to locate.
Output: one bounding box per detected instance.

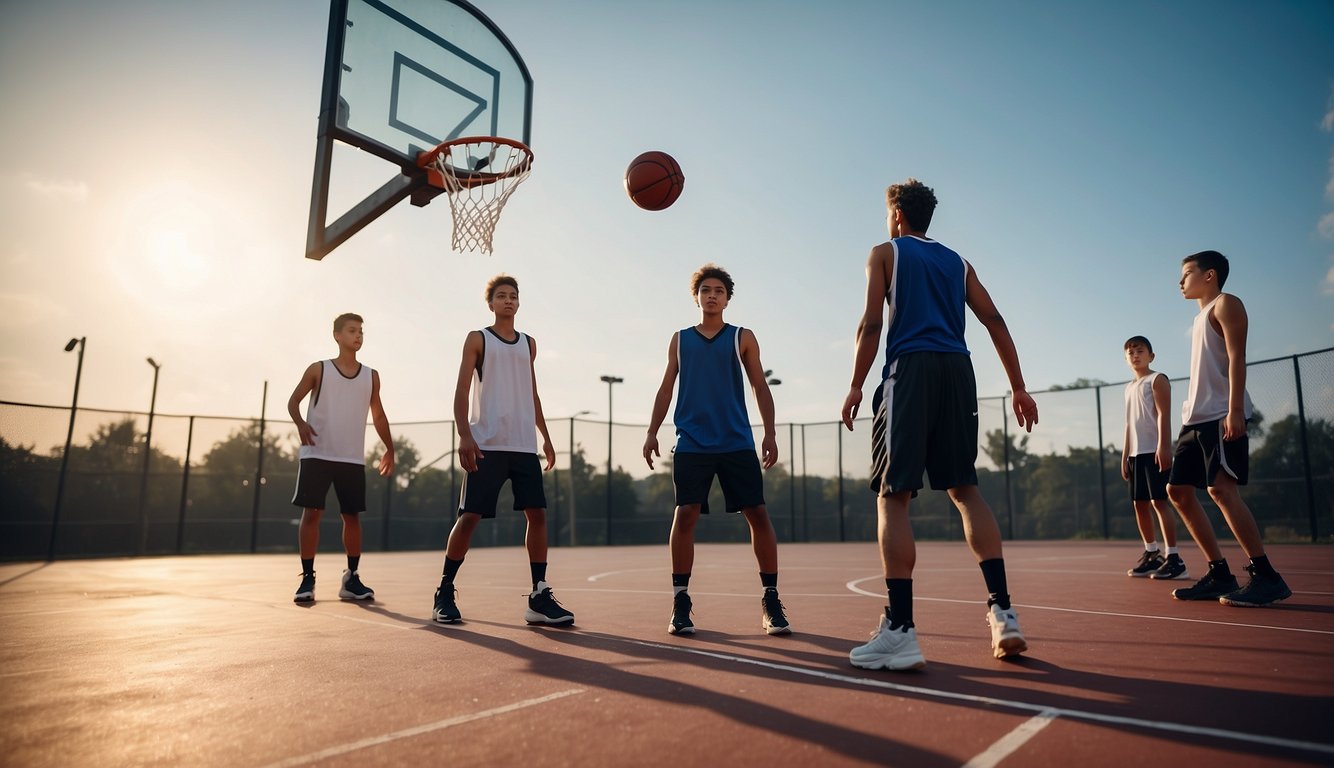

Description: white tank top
[469,329,538,453]
[1182,296,1252,426]
[300,360,373,464]
[1124,372,1165,455]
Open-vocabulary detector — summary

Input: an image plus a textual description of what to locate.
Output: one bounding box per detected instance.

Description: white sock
[1145,542,1161,552]
[1165,546,1178,556]
[532,580,549,595]
[673,585,688,595]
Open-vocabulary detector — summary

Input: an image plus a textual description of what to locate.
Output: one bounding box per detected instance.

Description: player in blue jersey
[841,179,1038,669]
[644,264,789,637]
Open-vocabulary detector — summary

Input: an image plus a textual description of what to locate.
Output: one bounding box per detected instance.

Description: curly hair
[1183,250,1229,289]
[886,178,938,233]
[485,274,519,302]
[690,263,735,298]
[333,312,363,333]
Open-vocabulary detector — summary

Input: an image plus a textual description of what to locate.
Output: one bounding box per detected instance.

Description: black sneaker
[525,583,575,626]
[1172,569,1240,601]
[293,571,315,603]
[339,569,374,600]
[1219,565,1292,607]
[433,583,461,624]
[761,590,791,635]
[668,591,695,635]
[1127,550,1165,577]
[1149,553,1190,580]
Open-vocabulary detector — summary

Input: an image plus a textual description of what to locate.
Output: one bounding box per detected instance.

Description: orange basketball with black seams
[624,151,685,211]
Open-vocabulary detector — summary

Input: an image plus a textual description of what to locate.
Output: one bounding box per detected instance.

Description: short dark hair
[1124,335,1153,354]
[333,312,363,333]
[1183,250,1229,288]
[886,178,938,232]
[690,263,735,298]
[485,274,519,302]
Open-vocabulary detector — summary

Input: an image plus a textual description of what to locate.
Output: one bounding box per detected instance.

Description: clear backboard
[307,0,532,260]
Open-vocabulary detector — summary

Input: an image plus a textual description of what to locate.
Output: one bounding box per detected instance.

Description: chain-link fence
[3,349,1330,560]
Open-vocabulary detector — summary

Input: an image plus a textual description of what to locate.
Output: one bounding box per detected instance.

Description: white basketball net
[422,139,533,255]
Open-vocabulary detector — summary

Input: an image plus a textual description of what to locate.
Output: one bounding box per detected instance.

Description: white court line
[608,637,1334,758]
[259,688,584,768]
[846,577,1334,636]
[962,709,1060,768]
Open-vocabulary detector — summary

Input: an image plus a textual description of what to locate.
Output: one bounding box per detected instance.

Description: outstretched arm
[643,334,680,470]
[843,243,891,430]
[739,328,777,469]
[964,261,1037,432]
[287,362,321,446]
[528,336,556,471]
[369,370,395,476]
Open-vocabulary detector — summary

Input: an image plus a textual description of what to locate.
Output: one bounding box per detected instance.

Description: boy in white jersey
[1120,336,1187,580]
[841,179,1037,670]
[643,263,789,637]
[287,312,395,603]
[432,275,573,627]
[1166,251,1290,606]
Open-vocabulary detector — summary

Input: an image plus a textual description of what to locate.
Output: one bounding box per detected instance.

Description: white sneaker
[986,603,1027,659]
[849,609,926,670]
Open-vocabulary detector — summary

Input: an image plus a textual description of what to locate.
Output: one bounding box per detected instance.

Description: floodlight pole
[599,376,622,545]
[137,358,161,556]
[49,336,86,561]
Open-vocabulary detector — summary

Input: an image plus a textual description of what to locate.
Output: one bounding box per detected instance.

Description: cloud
[1325,261,1334,296]
[24,174,89,202]
[1324,87,1334,132]
[1320,212,1334,240]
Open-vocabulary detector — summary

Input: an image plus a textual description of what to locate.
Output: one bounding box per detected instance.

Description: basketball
[624,151,685,211]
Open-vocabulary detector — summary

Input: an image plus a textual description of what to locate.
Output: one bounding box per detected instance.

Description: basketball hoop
[416,137,533,255]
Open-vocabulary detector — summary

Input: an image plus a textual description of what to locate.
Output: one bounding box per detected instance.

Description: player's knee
[1166,484,1193,506]
[524,507,547,524]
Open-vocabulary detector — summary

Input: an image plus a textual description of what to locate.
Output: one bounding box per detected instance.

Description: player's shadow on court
[426,621,958,767]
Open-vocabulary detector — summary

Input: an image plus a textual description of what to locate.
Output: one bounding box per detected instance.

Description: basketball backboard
[307,0,532,260]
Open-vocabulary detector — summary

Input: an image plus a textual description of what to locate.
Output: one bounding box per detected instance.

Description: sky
[2,0,1333,444]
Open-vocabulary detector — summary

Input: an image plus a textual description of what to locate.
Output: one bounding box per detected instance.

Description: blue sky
[1,0,1331,443]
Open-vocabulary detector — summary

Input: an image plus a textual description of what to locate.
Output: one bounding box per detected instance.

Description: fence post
[801,424,808,541]
[250,382,267,553]
[1096,386,1108,538]
[837,422,845,541]
[1293,355,1317,542]
[176,416,194,554]
[788,423,796,542]
[1003,393,1013,539]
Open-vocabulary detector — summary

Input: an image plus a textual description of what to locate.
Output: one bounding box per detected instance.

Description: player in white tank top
[468,329,539,453]
[1182,295,1253,426]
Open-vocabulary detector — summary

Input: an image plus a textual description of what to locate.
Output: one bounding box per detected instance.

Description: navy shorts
[291,458,366,514]
[1127,453,1169,501]
[458,450,547,518]
[871,351,979,496]
[1168,419,1248,488]
[672,450,765,514]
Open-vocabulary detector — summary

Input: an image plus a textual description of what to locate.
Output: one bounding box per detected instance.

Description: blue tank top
[674,324,755,453]
[881,236,971,380]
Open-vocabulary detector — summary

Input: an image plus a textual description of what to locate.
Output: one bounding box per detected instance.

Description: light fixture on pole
[49,336,86,561]
[137,357,162,555]
[598,376,622,545]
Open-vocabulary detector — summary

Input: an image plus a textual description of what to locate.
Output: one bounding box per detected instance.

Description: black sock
[442,556,464,584]
[347,555,359,573]
[531,562,548,590]
[886,578,913,629]
[1249,555,1277,578]
[672,573,690,593]
[760,572,778,590]
[1208,558,1232,578]
[301,558,314,576]
[980,558,1010,610]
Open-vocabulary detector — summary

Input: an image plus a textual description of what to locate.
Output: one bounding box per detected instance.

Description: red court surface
[3,541,1332,767]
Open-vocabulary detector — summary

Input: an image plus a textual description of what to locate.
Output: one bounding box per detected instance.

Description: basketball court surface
[3,541,1331,767]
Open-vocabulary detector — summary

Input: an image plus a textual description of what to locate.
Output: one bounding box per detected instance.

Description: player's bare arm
[454,331,484,473]
[842,243,893,430]
[643,333,680,470]
[287,362,322,446]
[1121,422,1131,482]
[370,369,395,476]
[528,336,556,471]
[1152,373,1173,472]
[739,328,778,469]
[1214,293,1250,441]
[964,262,1037,432]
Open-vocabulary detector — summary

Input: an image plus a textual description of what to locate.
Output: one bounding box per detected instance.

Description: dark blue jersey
[674,324,755,453]
[882,236,971,380]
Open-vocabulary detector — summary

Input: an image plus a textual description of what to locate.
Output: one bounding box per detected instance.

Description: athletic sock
[672,573,690,595]
[1207,558,1232,578]
[886,578,913,629]
[1165,546,1178,556]
[1144,542,1160,553]
[301,558,314,575]
[980,558,1010,610]
[759,572,778,590]
[531,562,548,591]
[442,556,464,584]
[1249,555,1278,578]
[347,555,360,572]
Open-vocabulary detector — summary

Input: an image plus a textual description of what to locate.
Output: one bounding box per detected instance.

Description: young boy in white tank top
[1120,335,1186,580]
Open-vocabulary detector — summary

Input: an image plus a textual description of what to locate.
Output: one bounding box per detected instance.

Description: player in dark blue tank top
[644,264,791,637]
[841,179,1039,670]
